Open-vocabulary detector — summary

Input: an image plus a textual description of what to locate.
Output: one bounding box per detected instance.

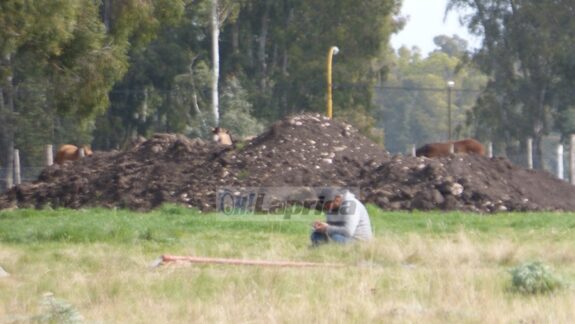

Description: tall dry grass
[2,229,575,323]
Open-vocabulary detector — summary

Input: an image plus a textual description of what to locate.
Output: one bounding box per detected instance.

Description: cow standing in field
[415,138,485,158]
[212,127,233,146]
[55,144,93,165]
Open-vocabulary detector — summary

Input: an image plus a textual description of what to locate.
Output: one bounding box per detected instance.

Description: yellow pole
[326,46,339,119]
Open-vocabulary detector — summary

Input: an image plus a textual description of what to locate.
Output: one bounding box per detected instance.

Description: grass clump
[36,293,84,323]
[509,261,565,294]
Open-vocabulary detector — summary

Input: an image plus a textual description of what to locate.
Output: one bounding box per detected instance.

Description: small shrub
[509,261,564,294]
[34,292,84,323]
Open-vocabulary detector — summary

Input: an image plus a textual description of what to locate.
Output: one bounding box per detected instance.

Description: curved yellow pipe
[326,46,339,119]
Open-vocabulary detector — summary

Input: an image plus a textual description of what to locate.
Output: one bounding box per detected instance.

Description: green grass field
[1,205,575,323]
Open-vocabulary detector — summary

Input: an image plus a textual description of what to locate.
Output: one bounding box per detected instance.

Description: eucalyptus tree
[0,0,185,187]
[219,0,401,121]
[0,0,124,186]
[447,0,575,167]
[375,43,486,153]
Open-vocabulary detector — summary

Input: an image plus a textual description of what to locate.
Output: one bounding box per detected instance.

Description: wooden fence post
[14,149,21,186]
[487,142,493,158]
[570,134,575,185]
[449,143,455,154]
[527,138,533,169]
[5,146,13,189]
[557,144,564,180]
[410,144,416,157]
[45,144,53,166]
[79,147,85,158]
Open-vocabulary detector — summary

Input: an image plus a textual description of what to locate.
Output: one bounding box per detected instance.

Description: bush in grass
[509,261,564,294]
[33,292,84,323]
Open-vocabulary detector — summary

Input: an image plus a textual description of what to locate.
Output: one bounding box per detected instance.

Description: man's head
[318,188,345,212]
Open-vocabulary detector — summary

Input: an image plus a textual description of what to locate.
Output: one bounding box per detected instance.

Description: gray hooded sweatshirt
[325,191,373,241]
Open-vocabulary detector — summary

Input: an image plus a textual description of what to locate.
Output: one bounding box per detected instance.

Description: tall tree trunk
[0,86,6,191]
[232,19,240,55]
[189,56,208,136]
[282,7,294,77]
[534,86,548,170]
[5,140,14,190]
[1,54,15,189]
[211,0,220,126]
[100,0,112,31]
[270,43,278,75]
[533,134,543,170]
[258,0,270,91]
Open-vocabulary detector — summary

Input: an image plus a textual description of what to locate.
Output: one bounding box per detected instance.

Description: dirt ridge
[2,113,575,212]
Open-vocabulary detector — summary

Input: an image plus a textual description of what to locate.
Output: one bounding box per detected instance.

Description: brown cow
[55,144,93,165]
[415,138,485,158]
[212,127,233,146]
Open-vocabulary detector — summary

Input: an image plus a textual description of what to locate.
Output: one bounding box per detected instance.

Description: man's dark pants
[310,231,351,246]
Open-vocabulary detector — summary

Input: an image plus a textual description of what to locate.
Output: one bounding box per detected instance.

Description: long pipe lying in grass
[152,255,344,268]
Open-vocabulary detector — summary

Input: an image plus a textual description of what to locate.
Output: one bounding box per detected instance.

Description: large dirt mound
[226,114,389,187]
[1,113,575,212]
[362,154,575,212]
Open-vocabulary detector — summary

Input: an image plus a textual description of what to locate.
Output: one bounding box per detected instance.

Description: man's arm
[326,201,360,237]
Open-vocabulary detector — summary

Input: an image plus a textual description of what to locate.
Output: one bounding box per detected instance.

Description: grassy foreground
[1,205,575,323]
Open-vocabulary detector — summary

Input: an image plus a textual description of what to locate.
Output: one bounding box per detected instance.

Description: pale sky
[391,0,481,55]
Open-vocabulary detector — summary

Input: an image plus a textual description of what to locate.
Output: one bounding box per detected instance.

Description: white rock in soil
[450,183,464,196]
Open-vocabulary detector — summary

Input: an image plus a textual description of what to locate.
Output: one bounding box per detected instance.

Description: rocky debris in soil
[2,113,575,213]
[223,114,390,188]
[362,154,575,212]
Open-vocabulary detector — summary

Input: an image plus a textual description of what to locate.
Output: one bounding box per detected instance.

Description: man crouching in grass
[311,188,373,246]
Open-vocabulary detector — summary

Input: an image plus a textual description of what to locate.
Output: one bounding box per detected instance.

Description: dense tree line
[5,0,575,189]
[94,0,401,148]
[375,35,487,153]
[0,0,186,187]
[0,0,400,187]
[448,0,575,167]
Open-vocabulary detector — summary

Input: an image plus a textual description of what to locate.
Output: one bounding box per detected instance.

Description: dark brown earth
[2,113,575,212]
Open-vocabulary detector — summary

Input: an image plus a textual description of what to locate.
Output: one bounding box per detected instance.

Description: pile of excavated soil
[2,113,575,212]
[362,154,575,212]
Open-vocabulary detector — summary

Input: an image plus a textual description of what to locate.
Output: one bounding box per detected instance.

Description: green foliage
[509,261,565,294]
[158,203,197,215]
[106,0,185,47]
[0,208,184,244]
[375,44,487,152]
[35,293,84,323]
[448,0,575,167]
[3,207,575,245]
[94,2,210,147]
[0,0,187,175]
[220,76,265,138]
[91,0,400,148]
[432,34,468,57]
[336,107,385,145]
[3,207,575,322]
[2,0,397,170]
